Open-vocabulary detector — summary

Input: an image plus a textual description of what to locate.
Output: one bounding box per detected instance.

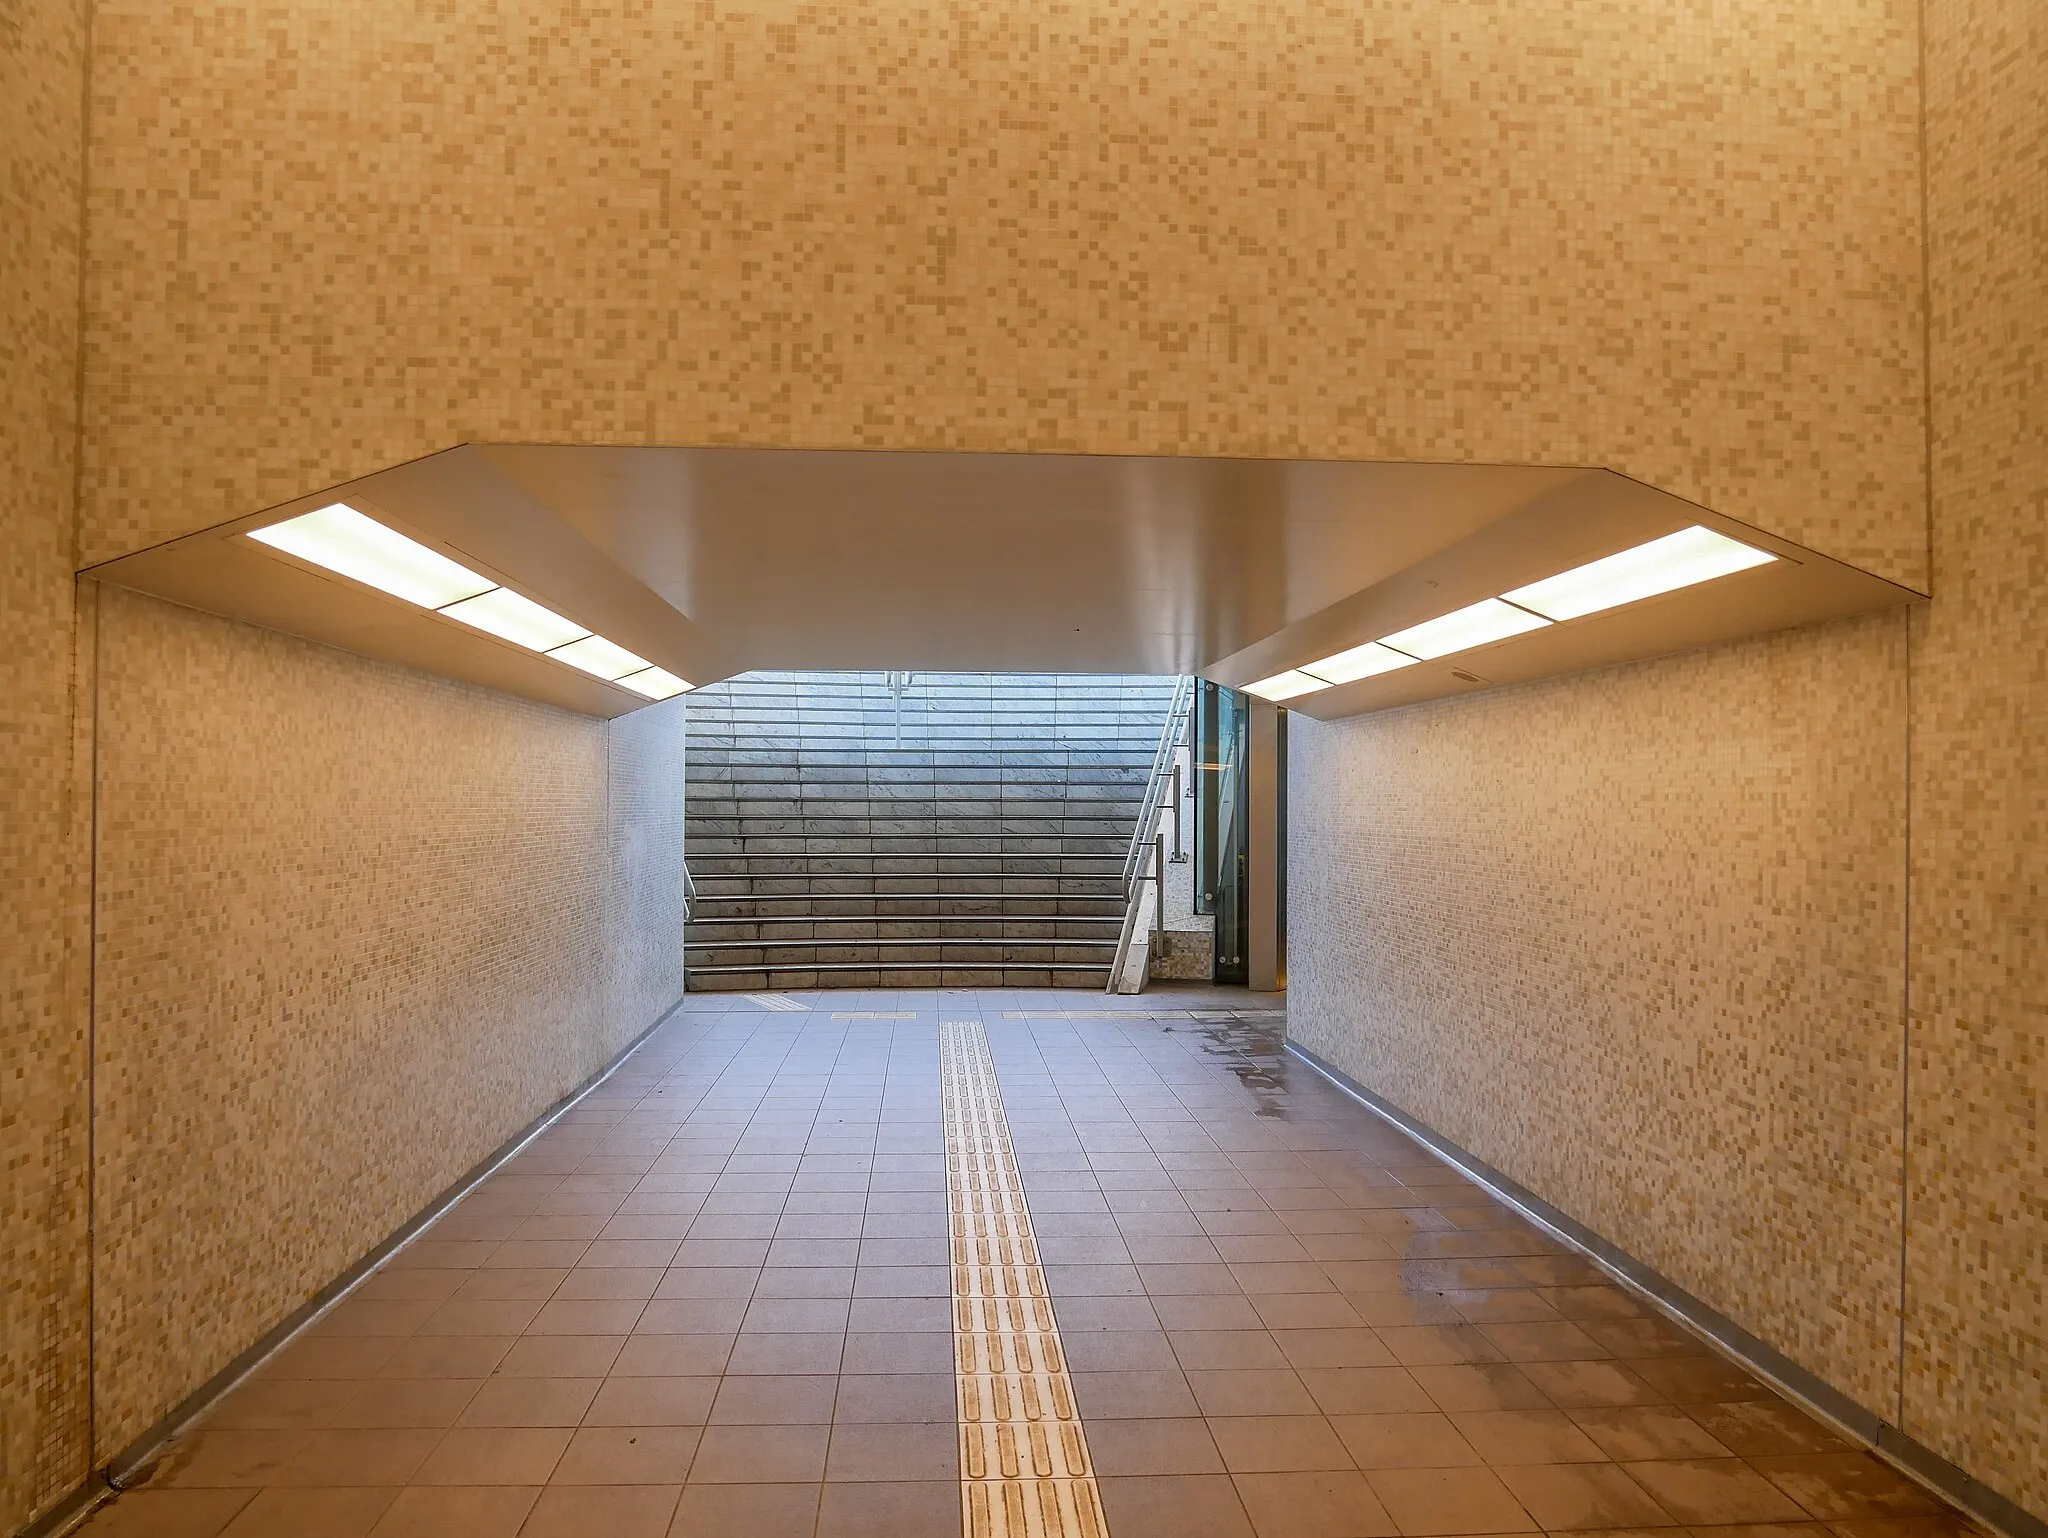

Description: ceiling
[85,444,1923,719]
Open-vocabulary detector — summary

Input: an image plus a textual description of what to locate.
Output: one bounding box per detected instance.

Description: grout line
[941,1020,1109,1538]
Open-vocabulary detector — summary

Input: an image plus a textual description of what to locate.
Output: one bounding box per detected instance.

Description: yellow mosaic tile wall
[1288,612,1913,1413]
[89,590,687,1455]
[1905,0,2048,1510]
[0,0,93,1527]
[79,0,1928,586]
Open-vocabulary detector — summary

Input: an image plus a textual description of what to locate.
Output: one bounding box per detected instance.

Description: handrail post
[1153,832,1165,939]
[1168,762,1185,863]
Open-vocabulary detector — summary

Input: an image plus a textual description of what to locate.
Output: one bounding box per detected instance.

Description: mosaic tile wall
[78,0,1927,587]
[1904,0,2048,1510]
[0,0,94,1528]
[1288,612,1913,1415]
[89,590,688,1455]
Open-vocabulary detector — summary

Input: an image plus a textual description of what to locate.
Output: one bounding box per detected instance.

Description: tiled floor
[80,988,1981,1538]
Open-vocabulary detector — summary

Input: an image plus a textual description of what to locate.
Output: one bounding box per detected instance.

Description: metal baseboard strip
[15,996,685,1538]
[1286,1039,2044,1538]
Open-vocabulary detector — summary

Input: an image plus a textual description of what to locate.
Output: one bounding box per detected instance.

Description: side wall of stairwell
[685,672,1179,990]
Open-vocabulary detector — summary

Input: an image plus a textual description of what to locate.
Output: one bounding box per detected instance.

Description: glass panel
[1194,679,1250,983]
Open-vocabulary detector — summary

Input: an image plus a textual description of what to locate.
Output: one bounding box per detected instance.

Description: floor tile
[519,1482,680,1538]
[1492,1462,1673,1529]
[814,1479,959,1538]
[550,1425,701,1483]
[1364,1465,1535,1534]
[1449,1408,1607,1465]
[667,1481,819,1536]
[1622,1458,1813,1523]
[1234,1469,1400,1537]
[1331,1412,1484,1470]
[75,1489,257,1537]
[1097,1473,1259,1538]
[363,1485,537,1537]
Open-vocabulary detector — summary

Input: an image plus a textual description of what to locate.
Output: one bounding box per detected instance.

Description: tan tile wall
[0,0,94,1527]
[89,590,686,1455]
[79,0,1927,586]
[1904,0,2048,1511]
[1288,613,1913,1414]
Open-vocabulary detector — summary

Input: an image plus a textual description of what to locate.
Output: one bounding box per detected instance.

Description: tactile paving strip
[941,1021,1109,1538]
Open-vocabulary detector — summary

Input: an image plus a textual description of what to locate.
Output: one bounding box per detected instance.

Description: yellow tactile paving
[941,1021,1108,1538]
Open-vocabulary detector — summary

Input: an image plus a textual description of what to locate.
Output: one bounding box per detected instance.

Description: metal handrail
[1108,678,1196,992]
[1119,675,1196,898]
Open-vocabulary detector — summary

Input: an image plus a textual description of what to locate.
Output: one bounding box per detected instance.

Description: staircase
[683,671,1180,990]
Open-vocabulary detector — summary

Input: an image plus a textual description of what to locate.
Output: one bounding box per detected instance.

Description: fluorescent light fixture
[1503,525,1778,622]
[1378,597,1551,660]
[247,504,496,609]
[617,666,693,700]
[548,634,653,681]
[1243,670,1332,702]
[1300,641,1419,685]
[438,588,592,651]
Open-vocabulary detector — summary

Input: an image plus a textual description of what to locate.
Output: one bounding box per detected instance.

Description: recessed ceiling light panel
[438,588,593,652]
[548,634,653,681]
[1243,670,1332,702]
[247,503,496,609]
[1301,641,1419,685]
[1504,525,1778,622]
[1377,598,1551,660]
[617,666,693,700]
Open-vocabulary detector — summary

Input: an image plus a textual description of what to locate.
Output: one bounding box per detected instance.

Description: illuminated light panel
[1378,597,1551,660]
[548,633,653,681]
[617,666,693,700]
[1301,640,1418,685]
[1243,670,1332,702]
[1503,524,1779,622]
[247,504,495,609]
[438,588,592,651]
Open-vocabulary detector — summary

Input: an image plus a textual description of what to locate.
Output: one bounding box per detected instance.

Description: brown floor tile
[272,1429,443,1488]
[1408,1365,1551,1413]
[364,1485,537,1537]
[1097,1473,1258,1538]
[1749,1454,1940,1519]
[451,1269,568,1303]
[1301,1367,1439,1416]
[155,1430,310,1488]
[1380,1327,1508,1368]
[1187,1367,1320,1416]
[76,1489,257,1537]
[261,1337,406,1382]
[1208,1414,1357,1472]
[1072,1369,1201,1417]
[329,1380,483,1430]
[814,1479,959,1538]
[613,1334,734,1376]
[1477,1322,1612,1362]
[1234,1469,1399,1537]
[1278,1328,1401,1370]
[1521,1359,1667,1408]
[1629,1358,1770,1405]
[417,1300,544,1337]
[584,1375,719,1426]
[1332,1412,1484,1470]
[456,1376,599,1427]
[1623,1459,1813,1524]
[520,1482,680,1538]
[1153,1295,1267,1331]
[840,1330,954,1373]
[1683,1400,1853,1456]
[1574,1406,1735,1460]
[667,1481,819,1536]
[687,1424,829,1482]
[216,1487,395,1537]
[204,1379,359,1431]
[708,1373,837,1423]
[374,1336,517,1380]
[1450,1408,1607,1465]
[1088,1417,1228,1475]
[1541,1286,1648,1321]
[1171,1330,1292,1369]
[824,1420,958,1481]
[1065,1331,1180,1370]
[550,1425,701,1483]
[1252,1294,1370,1330]
[723,1331,844,1374]
[1364,1465,1536,1535]
[410,1427,570,1486]
[831,1372,955,1422]
[1492,1462,1673,1530]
